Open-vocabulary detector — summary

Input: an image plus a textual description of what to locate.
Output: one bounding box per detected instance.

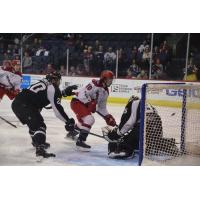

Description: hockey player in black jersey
[103,95,179,159]
[11,71,77,158]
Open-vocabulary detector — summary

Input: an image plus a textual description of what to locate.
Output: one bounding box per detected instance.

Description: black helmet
[46,71,61,82]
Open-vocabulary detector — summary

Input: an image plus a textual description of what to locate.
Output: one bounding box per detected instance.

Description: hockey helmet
[11,60,21,66]
[100,70,114,87]
[46,71,61,82]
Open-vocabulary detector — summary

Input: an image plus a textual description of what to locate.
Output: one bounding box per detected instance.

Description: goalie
[103,95,179,159]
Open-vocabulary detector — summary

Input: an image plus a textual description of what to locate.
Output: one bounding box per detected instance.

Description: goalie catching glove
[62,85,78,97]
[102,126,122,142]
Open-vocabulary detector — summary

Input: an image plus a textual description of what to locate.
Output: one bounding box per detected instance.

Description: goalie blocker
[102,95,179,160]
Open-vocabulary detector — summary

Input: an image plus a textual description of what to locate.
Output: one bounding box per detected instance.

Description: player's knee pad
[78,115,95,131]
[108,141,133,155]
[82,115,95,126]
[108,143,118,154]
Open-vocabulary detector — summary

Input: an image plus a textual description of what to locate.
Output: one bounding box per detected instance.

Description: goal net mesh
[140,83,200,166]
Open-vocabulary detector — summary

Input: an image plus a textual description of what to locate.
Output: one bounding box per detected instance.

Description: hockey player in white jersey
[69,70,116,151]
[0,60,22,102]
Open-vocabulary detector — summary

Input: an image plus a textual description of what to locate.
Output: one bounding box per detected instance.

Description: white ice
[0,96,139,166]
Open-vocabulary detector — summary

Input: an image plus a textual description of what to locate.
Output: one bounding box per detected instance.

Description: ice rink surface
[0,97,139,166]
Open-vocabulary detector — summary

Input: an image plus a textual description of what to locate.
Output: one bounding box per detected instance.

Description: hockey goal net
[139,83,200,166]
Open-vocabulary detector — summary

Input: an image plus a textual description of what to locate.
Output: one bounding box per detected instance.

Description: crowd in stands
[0,33,200,81]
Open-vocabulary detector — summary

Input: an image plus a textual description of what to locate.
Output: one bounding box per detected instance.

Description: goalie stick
[0,116,17,128]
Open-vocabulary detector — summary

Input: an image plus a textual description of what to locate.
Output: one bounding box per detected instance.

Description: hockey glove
[65,118,75,132]
[62,85,78,97]
[105,114,116,127]
[8,89,20,100]
[102,126,122,142]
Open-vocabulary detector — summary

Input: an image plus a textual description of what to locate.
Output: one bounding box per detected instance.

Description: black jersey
[15,79,69,123]
[118,95,157,135]
[118,96,140,135]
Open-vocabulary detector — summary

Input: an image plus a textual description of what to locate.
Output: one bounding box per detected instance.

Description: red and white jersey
[0,66,22,90]
[75,79,109,116]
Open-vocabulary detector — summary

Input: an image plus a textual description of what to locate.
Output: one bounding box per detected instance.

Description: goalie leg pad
[108,142,135,159]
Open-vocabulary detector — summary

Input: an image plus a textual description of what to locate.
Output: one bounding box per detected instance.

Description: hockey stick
[74,126,105,139]
[96,111,105,118]
[0,116,17,128]
[89,132,105,139]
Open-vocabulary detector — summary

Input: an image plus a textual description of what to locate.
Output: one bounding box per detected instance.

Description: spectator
[31,38,40,54]
[126,68,133,79]
[14,55,20,61]
[142,45,151,61]
[137,70,148,79]
[83,46,94,72]
[74,40,85,55]
[7,44,13,55]
[159,48,169,67]
[84,64,93,77]
[14,37,20,45]
[153,46,160,62]
[35,46,49,56]
[76,64,84,76]
[67,34,76,47]
[138,40,147,53]
[117,48,129,76]
[60,65,66,76]
[22,52,32,73]
[104,47,116,71]
[3,52,11,61]
[93,40,100,52]
[184,63,198,81]
[151,58,164,80]
[160,40,169,51]
[129,46,138,62]
[129,59,140,78]
[13,45,20,56]
[68,66,77,76]
[93,45,104,76]
[45,63,55,74]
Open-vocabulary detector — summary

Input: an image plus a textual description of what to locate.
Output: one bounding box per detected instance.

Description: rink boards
[21,74,200,108]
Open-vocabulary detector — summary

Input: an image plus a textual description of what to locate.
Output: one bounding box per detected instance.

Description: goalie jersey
[118,95,157,135]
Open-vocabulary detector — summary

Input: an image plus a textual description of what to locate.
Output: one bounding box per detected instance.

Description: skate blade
[76,146,91,152]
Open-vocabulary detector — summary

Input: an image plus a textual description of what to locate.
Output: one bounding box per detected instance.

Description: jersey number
[86,84,92,90]
[29,82,46,93]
